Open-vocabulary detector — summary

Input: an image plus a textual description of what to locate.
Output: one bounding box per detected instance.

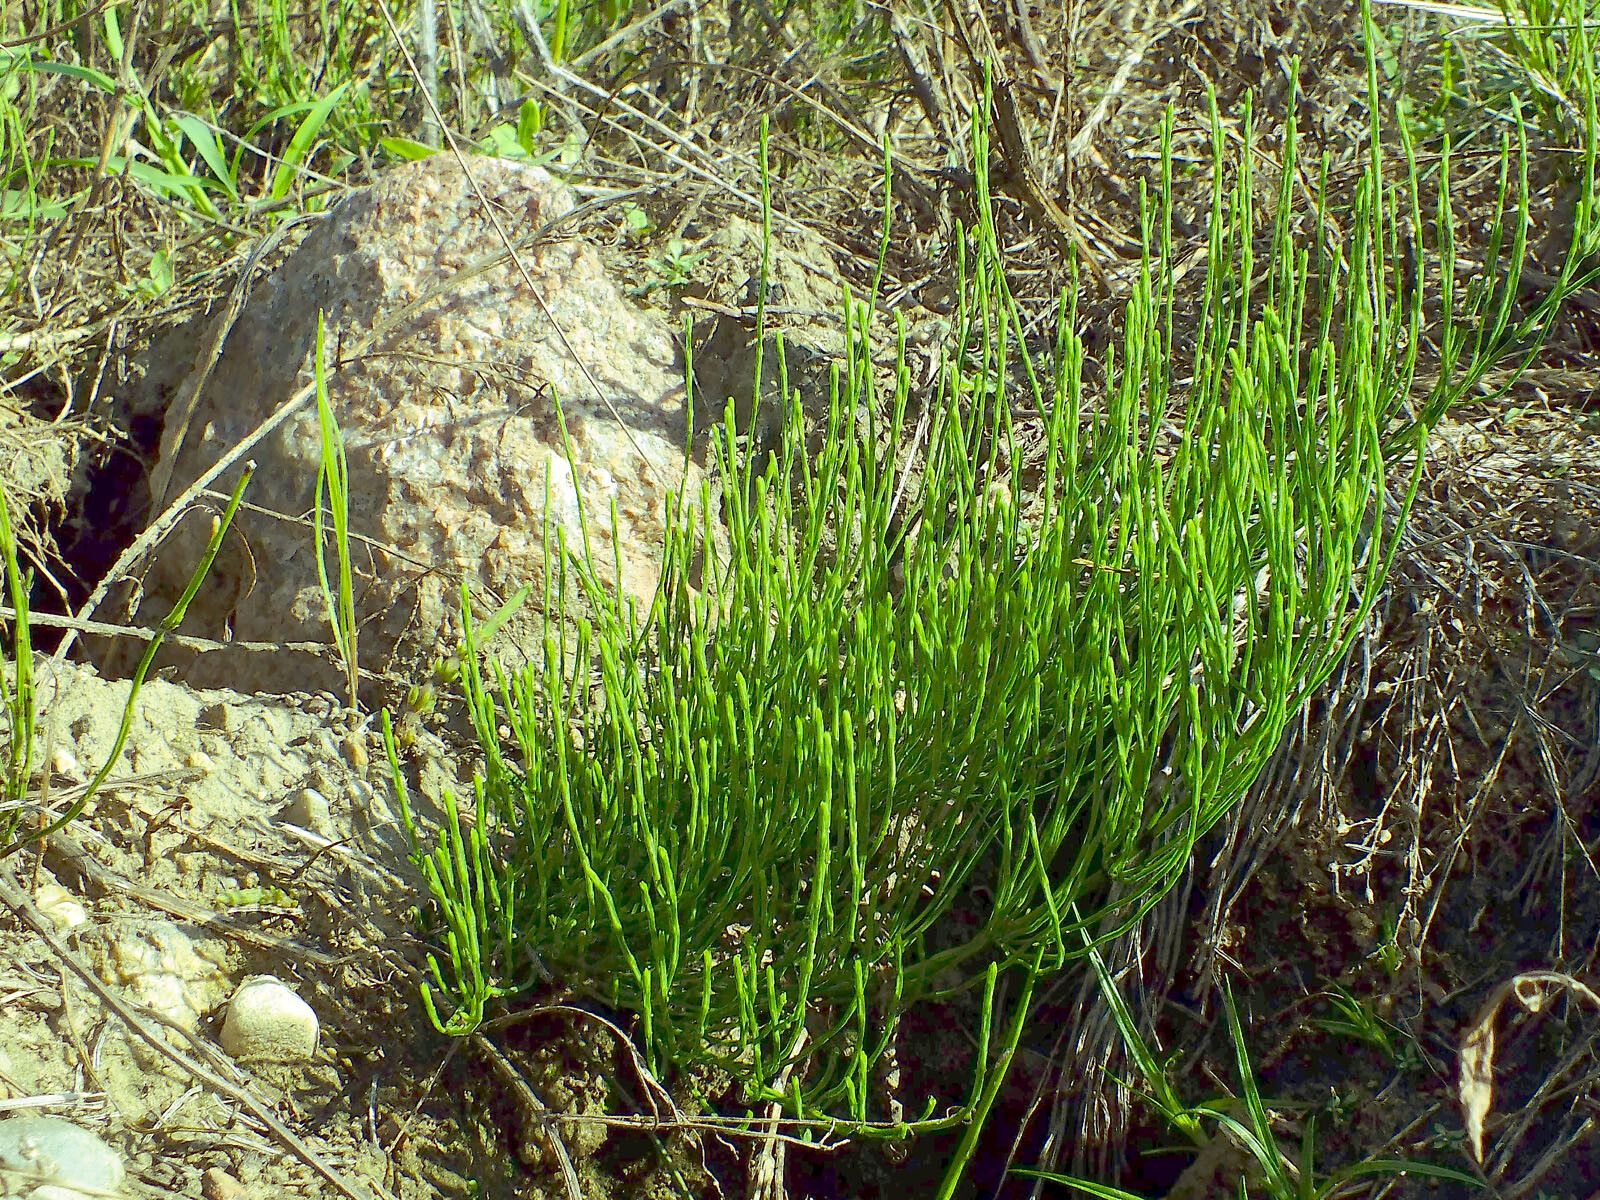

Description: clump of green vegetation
[389,6,1598,1175]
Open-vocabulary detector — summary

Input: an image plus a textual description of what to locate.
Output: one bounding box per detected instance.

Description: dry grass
[1025,399,1600,1191]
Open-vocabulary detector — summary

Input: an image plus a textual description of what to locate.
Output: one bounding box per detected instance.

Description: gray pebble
[0,1116,124,1200]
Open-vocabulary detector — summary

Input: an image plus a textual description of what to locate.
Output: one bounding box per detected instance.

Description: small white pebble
[201,1166,247,1200]
[47,745,84,784]
[280,787,333,836]
[219,976,319,1063]
[33,880,87,930]
[342,731,369,771]
[185,748,216,772]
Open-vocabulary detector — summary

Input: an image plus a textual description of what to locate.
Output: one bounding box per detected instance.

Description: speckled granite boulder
[118,156,710,698]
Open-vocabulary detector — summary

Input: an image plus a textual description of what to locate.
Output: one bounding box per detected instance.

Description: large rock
[116,156,708,699]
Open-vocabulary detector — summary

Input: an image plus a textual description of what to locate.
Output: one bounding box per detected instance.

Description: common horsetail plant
[386,6,1598,1152]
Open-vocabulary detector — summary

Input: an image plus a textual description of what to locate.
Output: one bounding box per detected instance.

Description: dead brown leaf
[1458,970,1600,1162]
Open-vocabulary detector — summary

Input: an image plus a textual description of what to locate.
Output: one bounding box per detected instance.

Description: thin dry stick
[7,604,337,658]
[0,323,104,355]
[746,1029,808,1200]
[417,0,440,146]
[0,870,392,1200]
[941,0,1109,285]
[0,0,119,48]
